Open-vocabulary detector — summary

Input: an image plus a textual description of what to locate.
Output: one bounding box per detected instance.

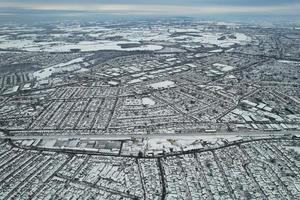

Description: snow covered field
[0,39,163,52]
[286,146,300,154]
[33,57,84,80]
[0,23,251,53]
[142,97,156,106]
[146,135,243,151]
[149,80,175,89]
[213,63,235,71]
[278,60,300,65]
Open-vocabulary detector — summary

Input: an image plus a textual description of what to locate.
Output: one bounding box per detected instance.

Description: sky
[0,0,299,22]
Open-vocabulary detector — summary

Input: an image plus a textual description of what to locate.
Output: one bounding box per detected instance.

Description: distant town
[0,19,300,199]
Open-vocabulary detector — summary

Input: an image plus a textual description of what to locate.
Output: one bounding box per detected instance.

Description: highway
[1,130,299,141]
